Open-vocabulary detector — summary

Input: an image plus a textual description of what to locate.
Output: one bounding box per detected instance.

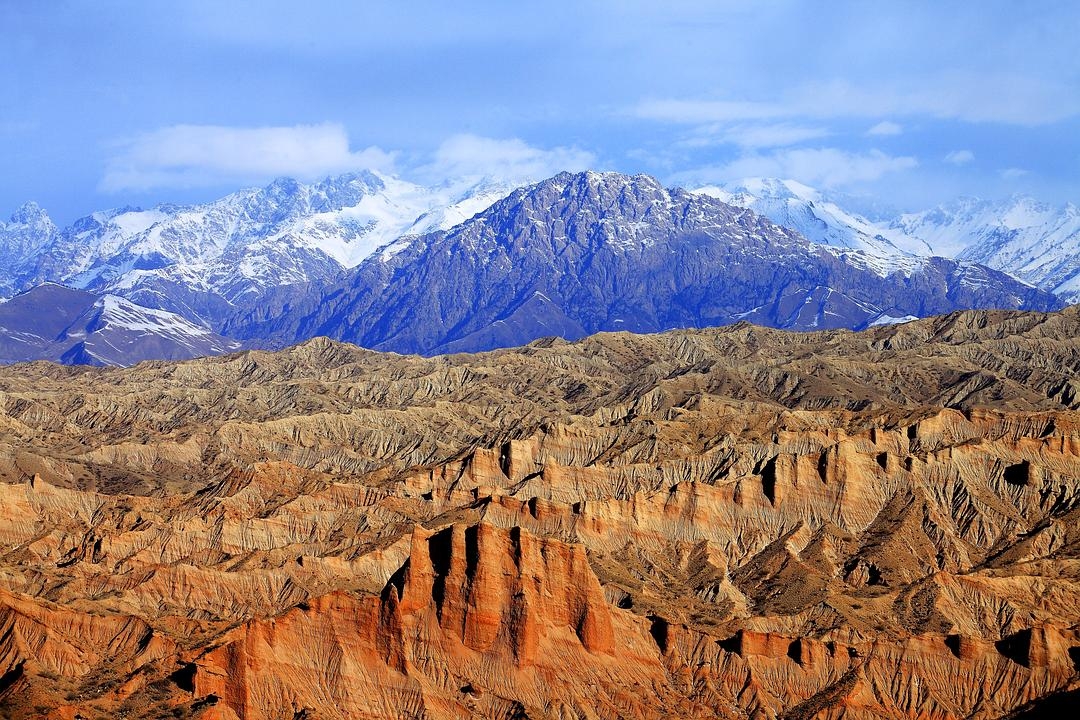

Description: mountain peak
[579,169,662,189]
[9,200,52,226]
[262,176,306,201]
[729,177,820,202]
[318,169,385,190]
[0,203,59,294]
[525,171,669,208]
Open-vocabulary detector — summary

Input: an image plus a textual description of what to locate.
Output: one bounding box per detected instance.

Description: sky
[2,0,1079,224]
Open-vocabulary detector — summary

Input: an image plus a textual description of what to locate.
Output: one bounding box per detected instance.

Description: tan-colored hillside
[1,306,1079,719]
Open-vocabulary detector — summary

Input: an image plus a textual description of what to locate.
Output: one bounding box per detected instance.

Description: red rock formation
[189,524,657,720]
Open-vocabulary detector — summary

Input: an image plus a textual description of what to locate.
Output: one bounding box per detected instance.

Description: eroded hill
[1,307,1080,718]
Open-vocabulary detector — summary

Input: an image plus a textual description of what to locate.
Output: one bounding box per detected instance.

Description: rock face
[233,172,1060,354]
[1,307,1080,718]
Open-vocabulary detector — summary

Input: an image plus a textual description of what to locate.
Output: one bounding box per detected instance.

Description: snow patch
[869,314,919,326]
[98,295,212,336]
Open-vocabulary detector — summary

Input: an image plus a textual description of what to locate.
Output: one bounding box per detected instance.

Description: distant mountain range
[227,172,1057,354]
[0,170,1074,365]
[699,177,1080,303]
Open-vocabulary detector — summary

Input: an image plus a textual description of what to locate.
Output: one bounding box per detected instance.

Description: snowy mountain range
[892,197,1080,301]
[227,171,1058,354]
[697,178,1080,303]
[0,169,1076,365]
[695,178,927,259]
[1,172,518,327]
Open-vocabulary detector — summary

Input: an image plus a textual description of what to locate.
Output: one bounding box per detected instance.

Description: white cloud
[944,150,975,165]
[101,123,396,192]
[417,134,596,184]
[679,123,830,149]
[635,72,1080,126]
[102,127,599,192]
[866,121,903,136]
[1000,167,1029,179]
[673,148,918,189]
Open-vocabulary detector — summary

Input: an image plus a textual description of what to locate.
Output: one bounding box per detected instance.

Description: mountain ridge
[0,169,1073,366]
[703,177,1080,303]
[0,171,519,328]
[228,170,1060,355]
[0,283,240,366]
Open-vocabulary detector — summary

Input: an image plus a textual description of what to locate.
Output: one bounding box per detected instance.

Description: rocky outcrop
[187,524,654,720]
[0,308,1080,717]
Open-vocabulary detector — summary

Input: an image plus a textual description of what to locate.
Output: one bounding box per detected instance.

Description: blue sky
[3,1,1079,224]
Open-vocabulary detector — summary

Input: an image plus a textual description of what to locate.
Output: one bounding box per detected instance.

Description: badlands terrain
[1,307,1079,718]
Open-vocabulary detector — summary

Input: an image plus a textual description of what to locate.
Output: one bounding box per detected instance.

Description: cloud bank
[636,73,1080,127]
[101,123,397,192]
[673,148,918,189]
[101,126,596,193]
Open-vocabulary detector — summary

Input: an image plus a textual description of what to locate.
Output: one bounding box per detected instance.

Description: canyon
[0,306,1079,718]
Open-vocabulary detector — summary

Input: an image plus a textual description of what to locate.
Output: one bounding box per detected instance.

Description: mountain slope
[700,179,1080,305]
[694,177,933,258]
[230,171,1060,354]
[0,284,240,366]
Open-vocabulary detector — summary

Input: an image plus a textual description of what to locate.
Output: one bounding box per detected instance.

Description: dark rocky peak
[9,201,53,226]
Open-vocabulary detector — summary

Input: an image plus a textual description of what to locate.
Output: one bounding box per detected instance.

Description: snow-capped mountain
[0,284,240,366]
[1,170,1074,366]
[696,179,1080,304]
[693,178,932,259]
[230,171,1059,355]
[0,202,58,298]
[890,197,1080,302]
[12,172,520,328]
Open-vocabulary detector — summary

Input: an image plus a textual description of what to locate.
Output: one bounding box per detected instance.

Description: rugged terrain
[0,172,515,328]
[0,306,1079,718]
